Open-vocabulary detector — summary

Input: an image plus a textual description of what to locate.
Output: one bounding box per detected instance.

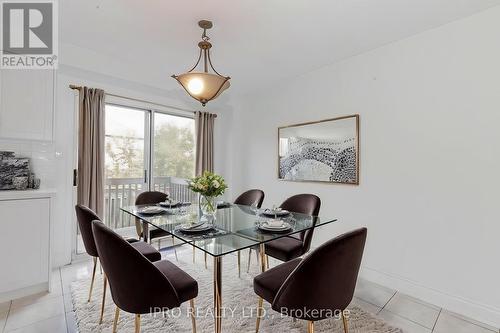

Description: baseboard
[0,282,49,303]
[359,266,500,328]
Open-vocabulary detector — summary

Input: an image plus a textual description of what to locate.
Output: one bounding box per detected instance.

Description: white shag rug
[71,248,402,333]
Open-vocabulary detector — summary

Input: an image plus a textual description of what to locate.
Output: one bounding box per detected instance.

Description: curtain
[77,87,105,218]
[195,111,216,175]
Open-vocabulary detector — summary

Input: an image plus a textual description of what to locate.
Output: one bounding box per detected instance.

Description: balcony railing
[104,176,198,229]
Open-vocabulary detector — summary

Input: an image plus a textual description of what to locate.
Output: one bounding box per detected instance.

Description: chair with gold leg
[248,194,320,273]
[264,194,321,264]
[135,191,179,259]
[75,205,162,324]
[93,221,198,333]
[253,228,367,333]
[233,189,265,275]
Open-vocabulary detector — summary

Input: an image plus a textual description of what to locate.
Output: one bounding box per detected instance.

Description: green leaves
[188,171,227,197]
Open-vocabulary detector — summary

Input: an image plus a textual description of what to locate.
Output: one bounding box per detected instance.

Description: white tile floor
[0,247,498,333]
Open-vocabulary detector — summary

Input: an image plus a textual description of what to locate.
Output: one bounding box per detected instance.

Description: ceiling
[60,0,500,101]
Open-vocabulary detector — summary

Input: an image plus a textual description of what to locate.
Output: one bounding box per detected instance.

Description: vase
[199,195,217,224]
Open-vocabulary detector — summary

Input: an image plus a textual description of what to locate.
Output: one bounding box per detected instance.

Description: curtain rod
[69,84,217,118]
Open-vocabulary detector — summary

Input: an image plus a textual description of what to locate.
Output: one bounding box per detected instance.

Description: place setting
[257,218,293,233]
[135,205,166,216]
[254,206,294,233]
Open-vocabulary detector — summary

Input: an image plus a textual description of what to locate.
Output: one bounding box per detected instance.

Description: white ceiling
[60,0,500,99]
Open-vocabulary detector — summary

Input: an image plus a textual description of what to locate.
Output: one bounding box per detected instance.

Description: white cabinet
[0,69,55,141]
[0,190,53,302]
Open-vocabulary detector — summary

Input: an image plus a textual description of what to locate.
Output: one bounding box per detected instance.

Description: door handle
[73,169,78,187]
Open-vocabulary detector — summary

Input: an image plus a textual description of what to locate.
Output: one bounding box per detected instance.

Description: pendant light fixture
[172,20,230,106]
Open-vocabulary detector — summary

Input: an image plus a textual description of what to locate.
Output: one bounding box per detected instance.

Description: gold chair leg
[342,311,349,333]
[112,306,120,333]
[135,314,141,333]
[99,274,107,324]
[88,257,97,302]
[307,321,315,333]
[259,244,266,273]
[255,297,263,333]
[247,249,252,273]
[172,236,178,261]
[266,255,269,270]
[189,298,197,333]
[237,251,241,277]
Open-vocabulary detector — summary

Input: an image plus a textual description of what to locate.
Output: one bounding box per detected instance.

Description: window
[76,102,196,254]
[153,112,195,179]
[104,105,195,229]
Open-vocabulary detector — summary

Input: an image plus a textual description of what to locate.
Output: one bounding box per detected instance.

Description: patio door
[103,104,151,231]
[76,104,150,254]
[76,102,196,254]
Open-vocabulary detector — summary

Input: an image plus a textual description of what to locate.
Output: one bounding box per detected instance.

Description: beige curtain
[77,87,105,218]
[195,111,216,175]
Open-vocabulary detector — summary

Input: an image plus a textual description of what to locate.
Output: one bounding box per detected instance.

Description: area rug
[71,249,402,332]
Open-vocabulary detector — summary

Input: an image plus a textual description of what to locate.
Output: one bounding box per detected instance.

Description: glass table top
[121,203,337,257]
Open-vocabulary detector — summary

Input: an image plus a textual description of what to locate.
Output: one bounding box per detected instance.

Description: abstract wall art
[278,115,359,184]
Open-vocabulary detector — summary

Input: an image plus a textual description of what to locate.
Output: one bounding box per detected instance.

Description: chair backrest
[234,189,265,208]
[134,191,168,237]
[280,193,321,216]
[91,221,180,313]
[271,228,367,320]
[74,204,100,257]
[280,194,321,253]
[135,191,168,205]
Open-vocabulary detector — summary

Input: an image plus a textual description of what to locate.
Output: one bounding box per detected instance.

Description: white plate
[158,201,181,208]
[138,206,164,215]
[259,222,292,232]
[261,209,290,217]
[179,223,213,234]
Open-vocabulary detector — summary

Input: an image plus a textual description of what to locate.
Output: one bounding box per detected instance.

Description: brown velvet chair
[134,191,178,259]
[75,205,161,324]
[234,189,265,275]
[264,194,321,264]
[92,221,198,333]
[254,228,367,333]
[234,189,265,208]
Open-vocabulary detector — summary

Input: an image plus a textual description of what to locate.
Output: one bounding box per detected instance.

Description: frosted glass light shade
[173,72,230,106]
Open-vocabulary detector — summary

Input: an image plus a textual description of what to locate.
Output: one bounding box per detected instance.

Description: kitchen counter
[0,188,56,200]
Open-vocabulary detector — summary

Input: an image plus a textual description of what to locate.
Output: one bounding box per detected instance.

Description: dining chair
[248,194,321,271]
[75,204,161,324]
[234,189,265,276]
[253,228,367,333]
[92,221,198,333]
[134,191,178,259]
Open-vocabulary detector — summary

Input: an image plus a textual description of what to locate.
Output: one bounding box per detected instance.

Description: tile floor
[0,246,498,333]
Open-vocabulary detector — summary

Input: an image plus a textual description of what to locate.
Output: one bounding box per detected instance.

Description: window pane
[105,105,145,179]
[153,113,195,179]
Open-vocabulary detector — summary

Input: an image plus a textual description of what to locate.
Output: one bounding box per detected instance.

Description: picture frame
[278,114,359,185]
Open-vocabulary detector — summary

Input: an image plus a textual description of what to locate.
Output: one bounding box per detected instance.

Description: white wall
[230,6,500,327]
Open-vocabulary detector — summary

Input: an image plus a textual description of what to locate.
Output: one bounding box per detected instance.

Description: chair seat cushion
[265,236,304,262]
[154,260,198,303]
[254,258,302,303]
[131,241,161,262]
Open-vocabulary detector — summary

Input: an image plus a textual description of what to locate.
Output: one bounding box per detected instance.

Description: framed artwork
[278,114,359,185]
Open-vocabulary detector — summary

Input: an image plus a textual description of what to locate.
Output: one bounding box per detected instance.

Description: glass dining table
[121,203,337,333]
